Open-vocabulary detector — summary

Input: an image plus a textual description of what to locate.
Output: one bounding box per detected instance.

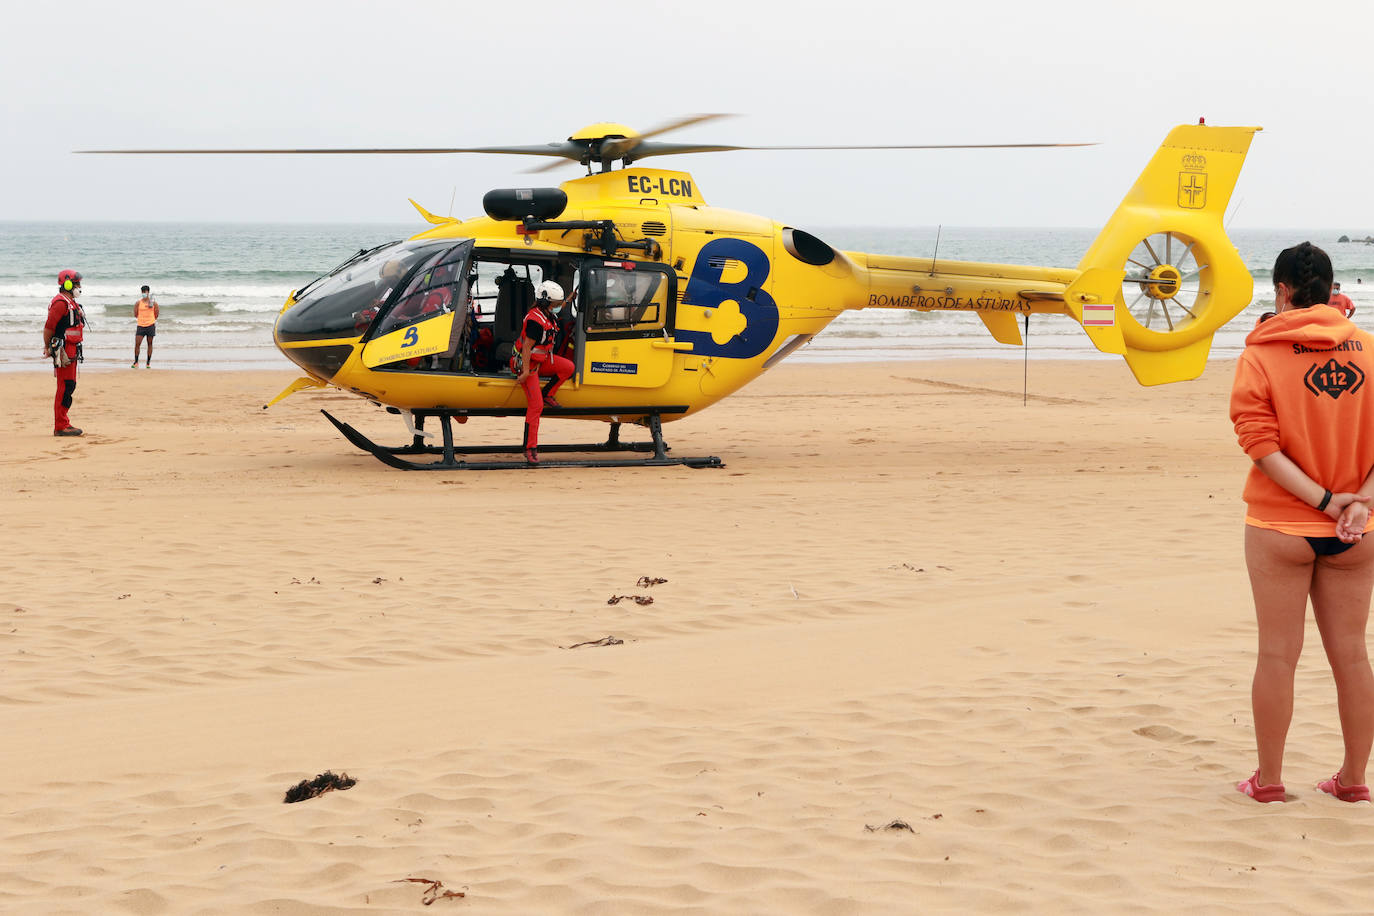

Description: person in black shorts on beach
[133,284,159,368]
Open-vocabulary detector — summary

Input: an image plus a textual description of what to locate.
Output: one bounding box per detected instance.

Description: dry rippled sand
[4,361,1374,913]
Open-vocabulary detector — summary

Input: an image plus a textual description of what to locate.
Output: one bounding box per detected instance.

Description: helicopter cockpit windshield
[275,238,462,343]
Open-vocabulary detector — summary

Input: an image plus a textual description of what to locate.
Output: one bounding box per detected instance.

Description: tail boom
[852,255,1079,347]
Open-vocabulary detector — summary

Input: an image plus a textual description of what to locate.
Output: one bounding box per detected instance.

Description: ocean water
[3,221,1373,372]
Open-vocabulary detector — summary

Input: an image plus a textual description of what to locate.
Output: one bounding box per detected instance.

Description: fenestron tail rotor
[1121,231,1210,334]
[78,114,1095,174]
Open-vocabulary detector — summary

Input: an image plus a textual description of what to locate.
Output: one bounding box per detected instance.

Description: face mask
[551,304,564,315]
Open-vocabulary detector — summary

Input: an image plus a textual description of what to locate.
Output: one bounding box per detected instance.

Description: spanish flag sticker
[1081,303,1115,327]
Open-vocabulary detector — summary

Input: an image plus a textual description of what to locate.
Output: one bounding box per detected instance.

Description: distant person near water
[1230,241,1374,804]
[133,285,159,367]
[42,269,86,436]
[1330,281,1356,319]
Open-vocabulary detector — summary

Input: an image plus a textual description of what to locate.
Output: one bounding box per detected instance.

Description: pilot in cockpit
[375,259,407,303]
[353,259,409,333]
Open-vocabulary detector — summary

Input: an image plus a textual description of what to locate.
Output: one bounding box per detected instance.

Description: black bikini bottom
[1306,536,1357,557]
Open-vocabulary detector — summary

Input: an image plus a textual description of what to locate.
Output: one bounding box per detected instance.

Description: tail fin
[1065,123,1260,385]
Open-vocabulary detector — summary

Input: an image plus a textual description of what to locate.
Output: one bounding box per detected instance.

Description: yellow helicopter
[86,116,1258,469]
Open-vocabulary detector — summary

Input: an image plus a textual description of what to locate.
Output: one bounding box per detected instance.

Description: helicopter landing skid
[320,408,724,470]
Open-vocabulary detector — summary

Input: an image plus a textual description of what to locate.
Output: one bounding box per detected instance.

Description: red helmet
[58,269,83,292]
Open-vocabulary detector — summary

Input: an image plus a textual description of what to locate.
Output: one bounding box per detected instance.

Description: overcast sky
[3,0,1367,229]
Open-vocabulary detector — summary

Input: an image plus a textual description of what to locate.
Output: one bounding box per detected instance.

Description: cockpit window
[582,264,668,334]
[275,238,457,342]
[372,245,471,339]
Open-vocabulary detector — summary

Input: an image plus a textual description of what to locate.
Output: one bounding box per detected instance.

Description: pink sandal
[1317,772,1371,802]
[1236,770,1286,803]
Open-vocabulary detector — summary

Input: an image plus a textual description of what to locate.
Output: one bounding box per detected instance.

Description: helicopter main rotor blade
[626,140,1097,159]
[525,157,580,174]
[75,143,589,159]
[77,134,1097,170]
[636,113,736,142]
[528,116,741,172]
[752,142,1097,149]
[599,113,737,161]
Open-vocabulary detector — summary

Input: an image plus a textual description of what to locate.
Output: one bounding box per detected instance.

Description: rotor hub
[1141,264,1181,299]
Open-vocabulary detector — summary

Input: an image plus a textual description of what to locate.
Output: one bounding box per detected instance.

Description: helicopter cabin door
[577,260,678,389]
[361,241,472,370]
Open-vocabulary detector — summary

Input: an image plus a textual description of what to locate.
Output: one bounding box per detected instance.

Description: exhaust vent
[641,220,668,236]
[782,227,837,266]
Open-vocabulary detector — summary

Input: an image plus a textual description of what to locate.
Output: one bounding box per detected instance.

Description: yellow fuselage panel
[669,204,774,237]
[329,347,711,415]
[362,312,455,368]
[583,338,674,389]
[563,168,705,208]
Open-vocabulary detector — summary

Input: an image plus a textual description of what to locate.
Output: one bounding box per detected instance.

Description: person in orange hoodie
[1230,241,1374,803]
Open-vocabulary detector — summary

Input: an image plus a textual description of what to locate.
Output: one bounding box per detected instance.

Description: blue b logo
[676,238,778,360]
[401,326,419,348]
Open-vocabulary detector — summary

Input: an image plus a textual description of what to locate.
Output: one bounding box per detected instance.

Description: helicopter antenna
[930,225,942,275]
[1023,312,1030,406]
[1226,196,1244,229]
[448,185,457,217]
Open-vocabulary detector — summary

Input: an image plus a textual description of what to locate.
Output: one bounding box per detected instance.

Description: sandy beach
[4,358,1373,913]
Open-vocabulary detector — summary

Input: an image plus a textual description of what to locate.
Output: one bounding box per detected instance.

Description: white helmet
[535,280,564,302]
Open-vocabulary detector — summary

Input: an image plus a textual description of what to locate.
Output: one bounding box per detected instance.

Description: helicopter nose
[273,291,367,380]
[274,304,359,380]
[276,337,357,381]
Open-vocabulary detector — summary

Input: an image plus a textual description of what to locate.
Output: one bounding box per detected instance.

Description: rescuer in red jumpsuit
[513,280,574,464]
[43,269,87,436]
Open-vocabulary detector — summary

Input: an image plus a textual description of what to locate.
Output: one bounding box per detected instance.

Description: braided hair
[1272,241,1333,308]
